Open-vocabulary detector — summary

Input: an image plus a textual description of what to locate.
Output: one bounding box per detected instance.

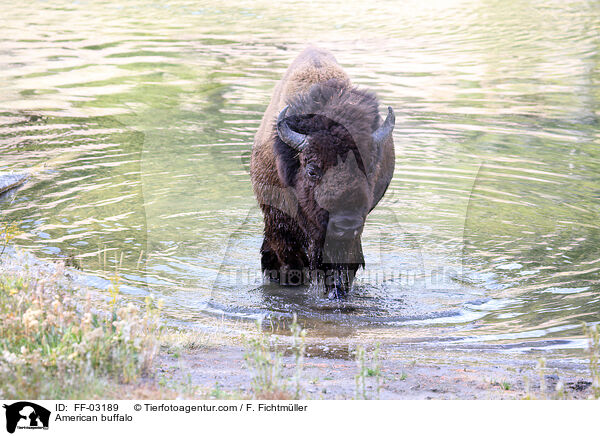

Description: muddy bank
[158,342,593,400]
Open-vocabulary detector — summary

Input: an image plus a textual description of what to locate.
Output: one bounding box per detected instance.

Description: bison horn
[372,106,395,147]
[277,106,308,152]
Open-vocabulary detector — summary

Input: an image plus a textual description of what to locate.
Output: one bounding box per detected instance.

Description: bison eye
[305,164,322,181]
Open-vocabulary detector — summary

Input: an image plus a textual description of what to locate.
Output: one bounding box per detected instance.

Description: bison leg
[261,206,308,285]
[260,238,281,281]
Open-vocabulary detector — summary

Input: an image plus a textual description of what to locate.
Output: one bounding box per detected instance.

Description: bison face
[274,113,369,243]
[299,132,371,244]
[274,106,394,265]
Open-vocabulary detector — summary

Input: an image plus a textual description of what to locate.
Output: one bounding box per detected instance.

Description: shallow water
[1,0,599,353]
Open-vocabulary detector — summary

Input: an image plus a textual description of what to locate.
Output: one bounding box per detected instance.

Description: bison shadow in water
[3,402,50,434]
[251,46,395,299]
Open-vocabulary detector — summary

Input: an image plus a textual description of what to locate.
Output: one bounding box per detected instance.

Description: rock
[566,380,591,392]
[0,172,28,195]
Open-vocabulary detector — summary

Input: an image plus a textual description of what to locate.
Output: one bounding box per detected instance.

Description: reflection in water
[0,0,599,353]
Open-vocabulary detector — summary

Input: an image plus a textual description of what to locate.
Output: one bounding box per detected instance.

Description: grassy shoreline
[0,258,164,399]
[1,247,599,400]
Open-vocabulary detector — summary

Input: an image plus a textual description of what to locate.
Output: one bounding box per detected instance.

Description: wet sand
[158,343,593,400]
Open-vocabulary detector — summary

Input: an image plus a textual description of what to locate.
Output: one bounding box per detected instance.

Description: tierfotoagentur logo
[2,402,50,434]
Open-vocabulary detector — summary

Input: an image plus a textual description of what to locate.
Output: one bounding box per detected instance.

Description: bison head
[272,81,394,293]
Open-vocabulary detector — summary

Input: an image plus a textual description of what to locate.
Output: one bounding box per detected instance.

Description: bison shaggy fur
[250,46,395,298]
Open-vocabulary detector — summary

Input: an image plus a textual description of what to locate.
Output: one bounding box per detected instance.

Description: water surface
[1,0,599,354]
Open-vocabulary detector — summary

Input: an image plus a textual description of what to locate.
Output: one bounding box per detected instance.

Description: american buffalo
[250,46,395,298]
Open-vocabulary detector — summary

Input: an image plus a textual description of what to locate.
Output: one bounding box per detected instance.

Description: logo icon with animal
[3,402,51,434]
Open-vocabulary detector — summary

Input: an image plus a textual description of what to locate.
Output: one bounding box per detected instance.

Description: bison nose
[329,214,364,239]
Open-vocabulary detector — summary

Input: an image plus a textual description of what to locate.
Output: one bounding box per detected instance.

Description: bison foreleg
[261,206,309,285]
[260,238,281,279]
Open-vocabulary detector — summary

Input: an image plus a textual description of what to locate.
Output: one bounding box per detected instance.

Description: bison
[250,46,395,298]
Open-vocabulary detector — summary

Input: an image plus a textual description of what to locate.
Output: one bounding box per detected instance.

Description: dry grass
[0,262,163,399]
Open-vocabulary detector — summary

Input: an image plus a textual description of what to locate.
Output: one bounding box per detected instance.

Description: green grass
[366,368,381,377]
[243,322,289,399]
[243,317,308,400]
[0,220,20,259]
[355,344,382,400]
[0,266,163,399]
[583,323,600,399]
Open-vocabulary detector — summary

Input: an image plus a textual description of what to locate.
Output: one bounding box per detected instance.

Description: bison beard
[250,46,395,299]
